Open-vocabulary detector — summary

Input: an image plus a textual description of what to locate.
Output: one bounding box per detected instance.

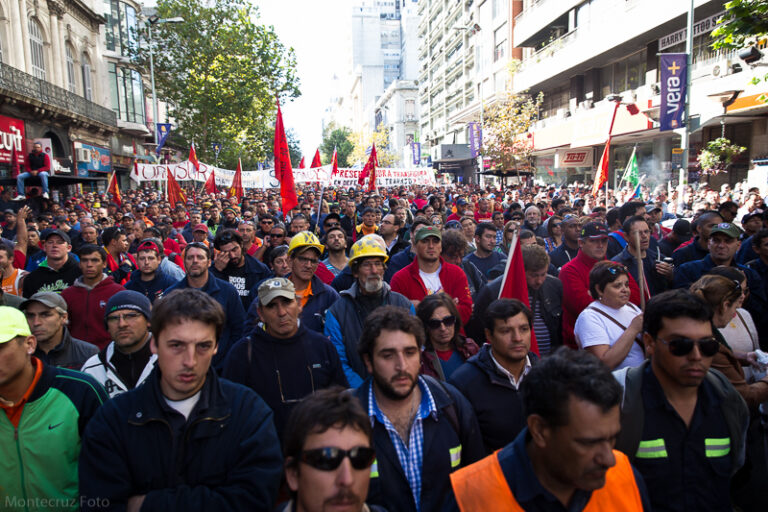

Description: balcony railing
[0,62,117,127]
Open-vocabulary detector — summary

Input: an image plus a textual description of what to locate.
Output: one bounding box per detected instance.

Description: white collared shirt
[490,351,531,390]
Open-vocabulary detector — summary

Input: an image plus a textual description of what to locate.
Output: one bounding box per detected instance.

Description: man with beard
[447,348,652,511]
[125,239,178,303]
[238,220,262,257]
[80,291,156,398]
[223,278,347,440]
[325,237,414,388]
[280,388,385,512]
[322,226,349,277]
[181,210,203,242]
[206,205,222,236]
[353,306,484,512]
[219,207,239,231]
[210,229,272,309]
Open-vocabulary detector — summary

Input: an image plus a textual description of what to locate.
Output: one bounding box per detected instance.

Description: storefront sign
[555,148,594,168]
[658,12,724,51]
[76,143,111,176]
[0,115,25,166]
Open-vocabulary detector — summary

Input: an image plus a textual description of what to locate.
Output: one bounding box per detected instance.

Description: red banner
[0,115,25,166]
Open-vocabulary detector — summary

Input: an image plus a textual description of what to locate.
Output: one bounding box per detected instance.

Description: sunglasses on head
[427,315,456,330]
[606,264,627,275]
[300,446,376,471]
[656,336,720,357]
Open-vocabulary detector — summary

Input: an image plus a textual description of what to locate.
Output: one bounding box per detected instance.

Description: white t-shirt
[163,390,201,420]
[574,300,645,370]
[419,265,443,295]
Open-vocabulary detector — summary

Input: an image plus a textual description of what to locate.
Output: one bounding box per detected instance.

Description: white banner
[131,160,436,188]
[555,148,594,168]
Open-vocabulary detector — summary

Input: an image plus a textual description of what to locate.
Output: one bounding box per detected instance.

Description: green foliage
[710,0,768,50]
[697,137,746,172]
[320,124,354,167]
[143,0,300,170]
[348,124,399,167]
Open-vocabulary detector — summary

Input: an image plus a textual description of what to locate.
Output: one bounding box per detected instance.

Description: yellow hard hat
[348,236,389,266]
[287,231,325,256]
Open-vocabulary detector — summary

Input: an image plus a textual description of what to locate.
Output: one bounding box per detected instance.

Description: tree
[320,124,354,167]
[287,129,302,168]
[348,124,398,167]
[482,61,543,173]
[144,0,300,170]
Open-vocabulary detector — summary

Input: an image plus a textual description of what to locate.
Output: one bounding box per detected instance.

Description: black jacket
[212,254,273,309]
[125,269,179,304]
[449,345,539,454]
[33,326,98,370]
[79,367,283,511]
[22,254,82,297]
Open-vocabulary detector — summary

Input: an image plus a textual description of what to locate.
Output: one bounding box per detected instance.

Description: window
[492,0,507,19]
[28,19,46,80]
[82,53,93,100]
[494,24,507,62]
[109,63,145,123]
[106,0,138,56]
[66,45,77,92]
[405,99,416,119]
[599,49,646,98]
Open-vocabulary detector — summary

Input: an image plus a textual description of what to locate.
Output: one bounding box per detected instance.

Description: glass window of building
[109,63,145,123]
[106,0,138,57]
[600,49,646,98]
[494,24,507,62]
[66,44,77,93]
[492,0,507,19]
[28,18,46,80]
[82,53,93,100]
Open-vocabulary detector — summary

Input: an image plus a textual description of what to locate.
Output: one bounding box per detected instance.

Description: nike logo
[48,422,63,430]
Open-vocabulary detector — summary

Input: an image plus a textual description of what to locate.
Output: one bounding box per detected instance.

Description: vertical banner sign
[155,123,172,154]
[412,142,421,165]
[468,122,482,158]
[212,143,222,159]
[659,53,687,132]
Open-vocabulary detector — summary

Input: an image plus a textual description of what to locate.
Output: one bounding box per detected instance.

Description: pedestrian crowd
[2,178,768,511]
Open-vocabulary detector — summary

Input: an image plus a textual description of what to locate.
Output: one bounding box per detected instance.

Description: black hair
[588,261,629,299]
[753,228,768,249]
[358,306,425,359]
[77,243,107,262]
[441,229,467,257]
[605,207,621,228]
[619,201,645,225]
[101,226,125,247]
[621,215,648,237]
[151,288,225,342]
[474,222,496,238]
[415,292,462,349]
[484,298,532,333]
[0,241,13,259]
[643,289,713,338]
[213,228,243,250]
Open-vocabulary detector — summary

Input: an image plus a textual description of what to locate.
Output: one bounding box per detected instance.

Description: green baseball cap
[414,226,442,242]
[0,306,31,343]
[709,222,742,239]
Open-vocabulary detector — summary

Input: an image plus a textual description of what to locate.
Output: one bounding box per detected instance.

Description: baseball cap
[193,223,209,233]
[579,222,610,239]
[136,239,163,255]
[105,290,151,320]
[0,306,31,343]
[257,277,296,306]
[20,291,68,314]
[456,198,468,206]
[414,226,443,242]
[645,204,662,213]
[742,209,764,224]
[41,228,71,245]
[709,222,742,239]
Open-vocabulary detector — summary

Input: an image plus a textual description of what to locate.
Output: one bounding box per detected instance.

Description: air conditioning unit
[75,148,91,162]
[711,59,736,78]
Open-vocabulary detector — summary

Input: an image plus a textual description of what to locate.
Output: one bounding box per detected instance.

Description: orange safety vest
[451,449,643,512]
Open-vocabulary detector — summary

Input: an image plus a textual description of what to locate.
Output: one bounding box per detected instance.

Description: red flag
[10,143,20,178]
[310,149,322,168]
[107,172,122,206]
[274,100,298,217]
[591,138,611,196]
[299,156,306,169]
[229,158,244,203]
[204,168,218,195]
[546,166,554,177]
[498,234,539,355]
[166,166,186,207]
[331,147,339,176]
[189,142,200,172]
[361,143,378,192]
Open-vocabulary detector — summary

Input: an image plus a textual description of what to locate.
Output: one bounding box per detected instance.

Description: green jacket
[0,360,107,511]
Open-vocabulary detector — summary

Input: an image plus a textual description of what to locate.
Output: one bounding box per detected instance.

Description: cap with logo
[193,223,209,233]
[709,222,743,239]
[0,306,31,343]
[414,226,443,242]
[257,278,296,306]
[579,222,610,239]
[20,292,68,314]
[41,228,71,245]
[105,290,151,320]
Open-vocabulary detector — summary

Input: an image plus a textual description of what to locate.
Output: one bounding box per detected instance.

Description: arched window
[29,19,46,79]
[65,44,77,92]
[81,53,93,100]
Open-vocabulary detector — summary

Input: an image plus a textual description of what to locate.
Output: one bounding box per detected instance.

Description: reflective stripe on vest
[636,438,668,459]
[370,459,379,478]
[705,437,731,458]
[450,445,462,468]
[451,449,644,512]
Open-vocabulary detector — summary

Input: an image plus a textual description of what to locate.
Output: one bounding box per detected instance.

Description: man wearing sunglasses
[614,289,748,512]
[282,387,384,512]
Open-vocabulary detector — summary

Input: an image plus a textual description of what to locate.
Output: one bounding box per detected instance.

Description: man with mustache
[353,306,484,512]
[448,348,652,511]
[325,236,414,388]
[614,289,749,511]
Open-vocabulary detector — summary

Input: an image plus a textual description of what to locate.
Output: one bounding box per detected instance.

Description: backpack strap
[421,375,460,435]
[586,305,644,345]
[615,362,648,464]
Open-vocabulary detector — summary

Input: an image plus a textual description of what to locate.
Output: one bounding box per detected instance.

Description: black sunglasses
[300,446,376,471]
[426,315,456,330]
[656,336,719,357]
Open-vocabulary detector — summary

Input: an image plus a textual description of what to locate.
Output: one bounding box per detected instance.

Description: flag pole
[634,230,646,310]
[498,229,519,300]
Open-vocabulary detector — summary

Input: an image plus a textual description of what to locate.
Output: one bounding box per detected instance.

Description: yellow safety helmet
[287,231,325,256]
[348,236,389,266]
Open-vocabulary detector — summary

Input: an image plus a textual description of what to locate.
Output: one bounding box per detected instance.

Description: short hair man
[521,244,562,354]
[325,237,415,388]
[611,215,672,298]
[448,348,652,511]
[354,207,379,241]
[80,291,156,398]
[281,387,384,512]
[22,229,82,297]
[353,306,484,512]
[224,277,348,439]
[0,306,107,508]
[15,142,51,200]
[20,291,98,369]
[124,239,178,303]
[463,222,506,278]
[379,213,407,258]
[615,289,749,511]
[321,226,349,277]
[238,220,263,257]
[79,289,283,510]
[450,299,539,453]
[210,228,273,309]
[101,226,136,285]
[672,211,723,267]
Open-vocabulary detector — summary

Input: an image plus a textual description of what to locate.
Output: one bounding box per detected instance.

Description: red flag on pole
[591,138,611,196]
[331,147,339,176]
[166,166,186,207]
[361,143,378,192]
[274,99,298,217]
[498,233,539,355]
[10,143,20,178]
[299,156,306,169]
[189,142,200,172]
[204,168,218,195]
[107,172,122,206]
[229,158,244,203]
[310,149,322,168]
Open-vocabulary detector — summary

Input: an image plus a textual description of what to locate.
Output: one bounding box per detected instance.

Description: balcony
[513,0,581,47]
[0,62,117,129]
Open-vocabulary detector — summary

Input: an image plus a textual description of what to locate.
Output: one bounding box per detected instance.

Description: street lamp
[146,15,185,148]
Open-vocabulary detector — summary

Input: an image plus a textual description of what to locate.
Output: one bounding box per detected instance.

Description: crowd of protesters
[2,177,768,511]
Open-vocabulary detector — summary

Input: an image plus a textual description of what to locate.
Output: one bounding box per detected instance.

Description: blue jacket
[165,274,246,369]
[124,269,179,304]
[674,255,765,297]
[211,254,273,310]
[353,376,484,512]
[330,265,354,293]
[672,237,709,266]
[247,275,339,335]
[384,246,415,282]
[736,234,759,265]
[611,247,670,297]
[79,367,283,511]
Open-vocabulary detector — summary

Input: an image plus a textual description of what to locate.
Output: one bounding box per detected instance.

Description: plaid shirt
[368,377,437,512]
[495,228,503,245]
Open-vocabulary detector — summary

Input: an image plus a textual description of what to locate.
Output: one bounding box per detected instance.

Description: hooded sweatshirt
[61,274,125,349]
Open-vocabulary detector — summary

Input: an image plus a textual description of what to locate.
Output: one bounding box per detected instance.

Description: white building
[373,79,419,166]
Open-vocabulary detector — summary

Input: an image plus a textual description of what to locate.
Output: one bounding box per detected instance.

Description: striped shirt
[529,293,551,356]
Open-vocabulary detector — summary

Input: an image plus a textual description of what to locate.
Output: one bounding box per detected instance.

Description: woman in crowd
[496,220,518,255]
[543,215,562,253]
[574,261,645,370]
[267,245,291,278]
[416,292,479,381]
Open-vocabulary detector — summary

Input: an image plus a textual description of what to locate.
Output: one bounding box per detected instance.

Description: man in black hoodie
[22,229,81,297]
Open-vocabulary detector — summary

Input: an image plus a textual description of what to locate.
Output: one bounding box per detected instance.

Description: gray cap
[257,277,296,306]
[20,292,68,314]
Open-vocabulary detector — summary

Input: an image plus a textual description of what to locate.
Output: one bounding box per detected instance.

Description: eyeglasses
[426,315,456,330]
[106,312,143,323]
[325,222,340,228]
[656,336,720,357]
[300,446,376,471]
[551,223,562,228]
[296,255,319,266]
[261,219,274,224]
[271,232,286,238]
[277,366,315,404]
